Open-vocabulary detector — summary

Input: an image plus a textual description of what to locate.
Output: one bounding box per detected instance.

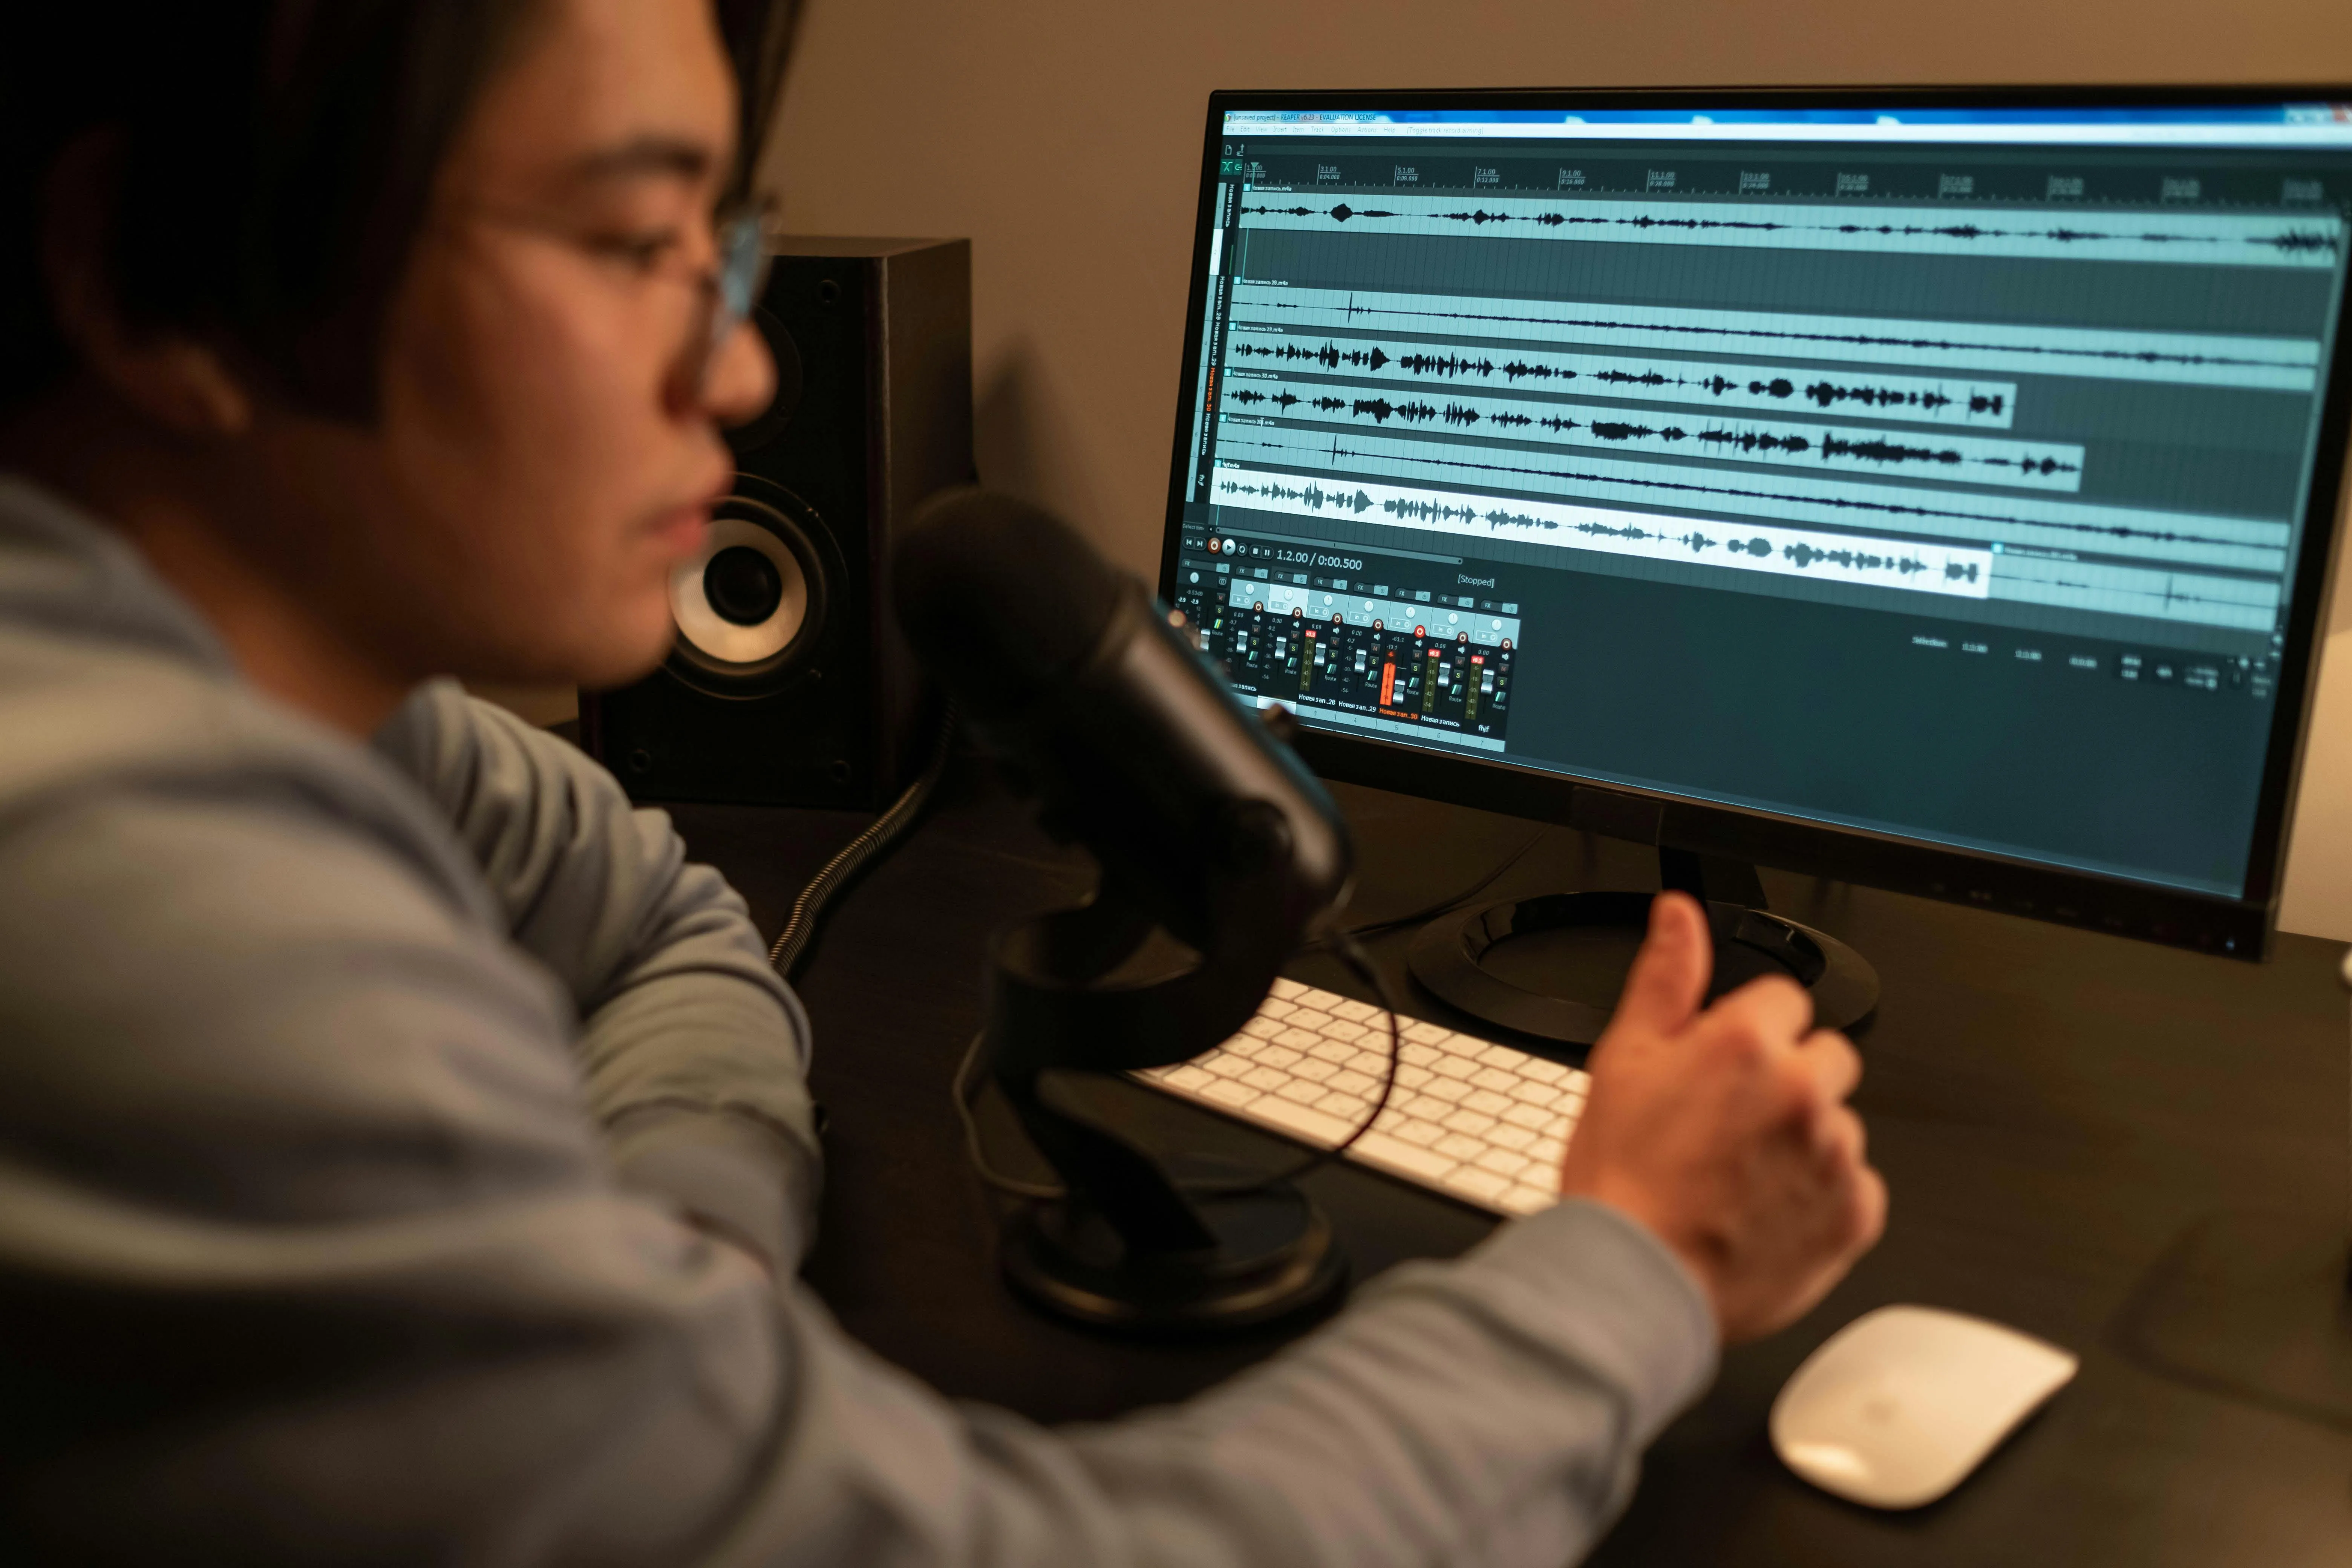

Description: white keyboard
[1135,978,1589,1217]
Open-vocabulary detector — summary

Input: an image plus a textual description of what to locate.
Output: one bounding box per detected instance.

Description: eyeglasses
[463,196,774,404]
[676,202,775,401]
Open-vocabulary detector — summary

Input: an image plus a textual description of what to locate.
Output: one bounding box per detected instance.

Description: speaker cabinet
[583,237,971,807]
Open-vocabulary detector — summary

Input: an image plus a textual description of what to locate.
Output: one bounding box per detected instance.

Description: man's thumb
[1610,891,1712,1037]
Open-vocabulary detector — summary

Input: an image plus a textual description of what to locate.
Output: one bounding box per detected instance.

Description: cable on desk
[769,708,956,980]
[1338,830,1544,941]
[950,930,1403,1202]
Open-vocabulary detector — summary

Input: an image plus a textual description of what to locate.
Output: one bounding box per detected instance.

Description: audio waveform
[1240,341,2007,417]
[1239,203,2338,257]
[1219,432,2236,556]
[2027,571,2269,616]
[1217,479,1378,515]
[1560,517,1981,579]
[1215,479,1559,532]
[1227,383,2076,481]
[1253,294,2287,373]
[1234,341,1393,372]
[1215,475,1990,586]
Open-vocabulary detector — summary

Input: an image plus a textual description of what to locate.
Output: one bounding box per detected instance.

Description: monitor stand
[1405,846,1879,1047]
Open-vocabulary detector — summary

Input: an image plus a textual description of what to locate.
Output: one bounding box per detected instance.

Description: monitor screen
[1163,94,2352,924]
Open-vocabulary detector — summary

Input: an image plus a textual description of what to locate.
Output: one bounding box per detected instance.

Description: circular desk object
[999,1157,1347,1334]
[1407,891,1878,1046]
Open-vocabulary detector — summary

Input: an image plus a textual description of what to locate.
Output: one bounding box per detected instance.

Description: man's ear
[40,130,253,438]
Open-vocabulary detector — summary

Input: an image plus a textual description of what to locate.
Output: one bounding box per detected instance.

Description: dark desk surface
[672,770,2352,1566]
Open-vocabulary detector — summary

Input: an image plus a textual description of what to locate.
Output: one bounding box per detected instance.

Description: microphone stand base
[1000,1163,1347,1335]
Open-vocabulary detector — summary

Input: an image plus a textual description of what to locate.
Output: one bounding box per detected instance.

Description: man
[0,2,1883,1562]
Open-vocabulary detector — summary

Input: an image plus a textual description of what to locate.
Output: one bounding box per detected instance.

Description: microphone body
[893,488,1352,950]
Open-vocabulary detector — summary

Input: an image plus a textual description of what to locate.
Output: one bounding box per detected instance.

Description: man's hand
[1558,891,1885,1342]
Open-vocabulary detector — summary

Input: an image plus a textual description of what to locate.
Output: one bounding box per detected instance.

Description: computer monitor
[1158,88,2352,978]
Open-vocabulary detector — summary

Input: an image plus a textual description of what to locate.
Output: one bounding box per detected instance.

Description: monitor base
[999,1161,1348,1334]
[2117,1208,2352,1432]
[1405,850,1879,1047]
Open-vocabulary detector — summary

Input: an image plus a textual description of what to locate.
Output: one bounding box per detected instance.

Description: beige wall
[764,0,2352,937]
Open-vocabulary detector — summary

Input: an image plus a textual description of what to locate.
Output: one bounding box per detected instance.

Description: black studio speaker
[582,238,972,807]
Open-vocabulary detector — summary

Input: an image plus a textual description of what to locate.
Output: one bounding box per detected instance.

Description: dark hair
[0,1,798,421]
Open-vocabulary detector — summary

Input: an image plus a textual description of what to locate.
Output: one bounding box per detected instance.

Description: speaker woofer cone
[666,487,834,695]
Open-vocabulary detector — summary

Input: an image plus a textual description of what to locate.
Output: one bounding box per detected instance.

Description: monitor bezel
[1158,84,2352,960]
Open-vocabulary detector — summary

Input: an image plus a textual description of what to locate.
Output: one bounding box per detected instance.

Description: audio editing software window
[1170,104,2352,896]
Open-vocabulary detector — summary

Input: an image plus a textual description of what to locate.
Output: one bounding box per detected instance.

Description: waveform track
[1241,200,2338,258]
[1214,468,2002,601]
[1226,381,2080,484]
[1218,432,2232,556]
[1255,293,2288,373]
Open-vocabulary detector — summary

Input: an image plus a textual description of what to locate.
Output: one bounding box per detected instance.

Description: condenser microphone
[892,487,1362,1332]
[892,486,1352,948]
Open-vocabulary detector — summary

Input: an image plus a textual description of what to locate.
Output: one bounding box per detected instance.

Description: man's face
[248,0,773,691]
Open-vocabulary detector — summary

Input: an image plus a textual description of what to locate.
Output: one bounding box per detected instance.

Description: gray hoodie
[0,475,1715,1566]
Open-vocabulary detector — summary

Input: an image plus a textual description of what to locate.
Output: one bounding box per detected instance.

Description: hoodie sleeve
[375,681,822,1273]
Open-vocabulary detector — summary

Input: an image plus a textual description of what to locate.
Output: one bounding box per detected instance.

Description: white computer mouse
[1770,1304,2078,1509]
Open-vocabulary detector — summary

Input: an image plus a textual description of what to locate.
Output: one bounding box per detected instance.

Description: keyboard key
[1462,1089,1512,1117]
[1205,1054,1251,1079]
[1293,1058,1340,1083]
[1321,1018,1370,1043]
[1308,1038,1354,1064]
[1423,1078,1471,1104]
[1435,1132,1487,1161]
[1508,1080,1561,1107]
[1400,1042,1443,1066]
[1269,978,1308,1000]
[1476,1044,1528,1069]
[1241,1016,1285,1040]
[1256,1045,1303,1070]
[1521,1058,1569,1084]
[1327,1069,1378,1098]
[1501,1102,1554,1132]
[1470,1067,1519,1093]
[1276,1027,1323,1052]
[1352,1130,1461,1184]
[1432,1057,1478,1081]
[1489,1123,1538,1152]
[1442,1109,1498,1138]
[1245,1093,1353,1145]
[1242,1066,1289,1092]
[1316,1090,1369,1121]
[1404,1021,1454,1046]
[1203,1079,1259,1108]
[1395,1119,1446,1146]
[1330,999,1379,1023]
[1276,1078,1327,1105]
[1474,1147,1531,1178]
[1164,1064,1216,1092]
